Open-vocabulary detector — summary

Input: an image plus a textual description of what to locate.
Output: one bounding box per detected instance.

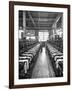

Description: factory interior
[19,11,63,79]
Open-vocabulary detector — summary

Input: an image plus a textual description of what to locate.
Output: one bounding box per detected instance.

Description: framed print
[9,1,70,89]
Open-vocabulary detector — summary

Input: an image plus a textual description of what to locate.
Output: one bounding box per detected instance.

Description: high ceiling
[19,11,62,31]
[26,11,62,30]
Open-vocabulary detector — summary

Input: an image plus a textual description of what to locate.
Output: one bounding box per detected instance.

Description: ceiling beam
[27,21,54,24]
[38,12,40,30]
[27,11,36,28]
[26,18,55,22]
[25,26,52,30]
[52,13,62,28]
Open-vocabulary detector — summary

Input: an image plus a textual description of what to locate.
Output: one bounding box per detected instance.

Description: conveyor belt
[31,47,55,78]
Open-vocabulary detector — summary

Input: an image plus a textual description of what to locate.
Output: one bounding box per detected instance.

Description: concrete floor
[31,47,55,78]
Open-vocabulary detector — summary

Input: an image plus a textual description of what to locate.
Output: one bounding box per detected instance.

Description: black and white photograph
[9,1,70,88]
[19,11,63,79]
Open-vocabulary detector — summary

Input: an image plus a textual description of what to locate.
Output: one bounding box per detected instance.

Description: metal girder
[25,26,52,30]
[27,11,36,28]
[52,13,63,28]
[26,18,55,22]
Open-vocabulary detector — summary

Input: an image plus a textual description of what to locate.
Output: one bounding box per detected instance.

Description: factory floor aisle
[31,47,55,78]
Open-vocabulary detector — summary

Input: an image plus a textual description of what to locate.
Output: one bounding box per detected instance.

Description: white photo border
[14,5,68,85]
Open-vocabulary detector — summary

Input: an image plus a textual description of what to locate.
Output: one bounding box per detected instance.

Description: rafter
[27,11,36,28]
[52,13,63,28]
[26,18,55,22]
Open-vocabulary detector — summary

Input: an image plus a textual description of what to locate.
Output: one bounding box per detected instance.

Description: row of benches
[48,40,63,53]
[19,43,40,79]
[19,40,38,55]
[46,43,63,77]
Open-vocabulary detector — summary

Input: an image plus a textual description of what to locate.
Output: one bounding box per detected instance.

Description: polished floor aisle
[31,47,55,78]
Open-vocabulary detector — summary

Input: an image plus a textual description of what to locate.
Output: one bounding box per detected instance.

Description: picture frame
[9,1,70,89]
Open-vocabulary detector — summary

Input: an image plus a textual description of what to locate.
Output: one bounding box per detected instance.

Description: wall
[0,0,72,90]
